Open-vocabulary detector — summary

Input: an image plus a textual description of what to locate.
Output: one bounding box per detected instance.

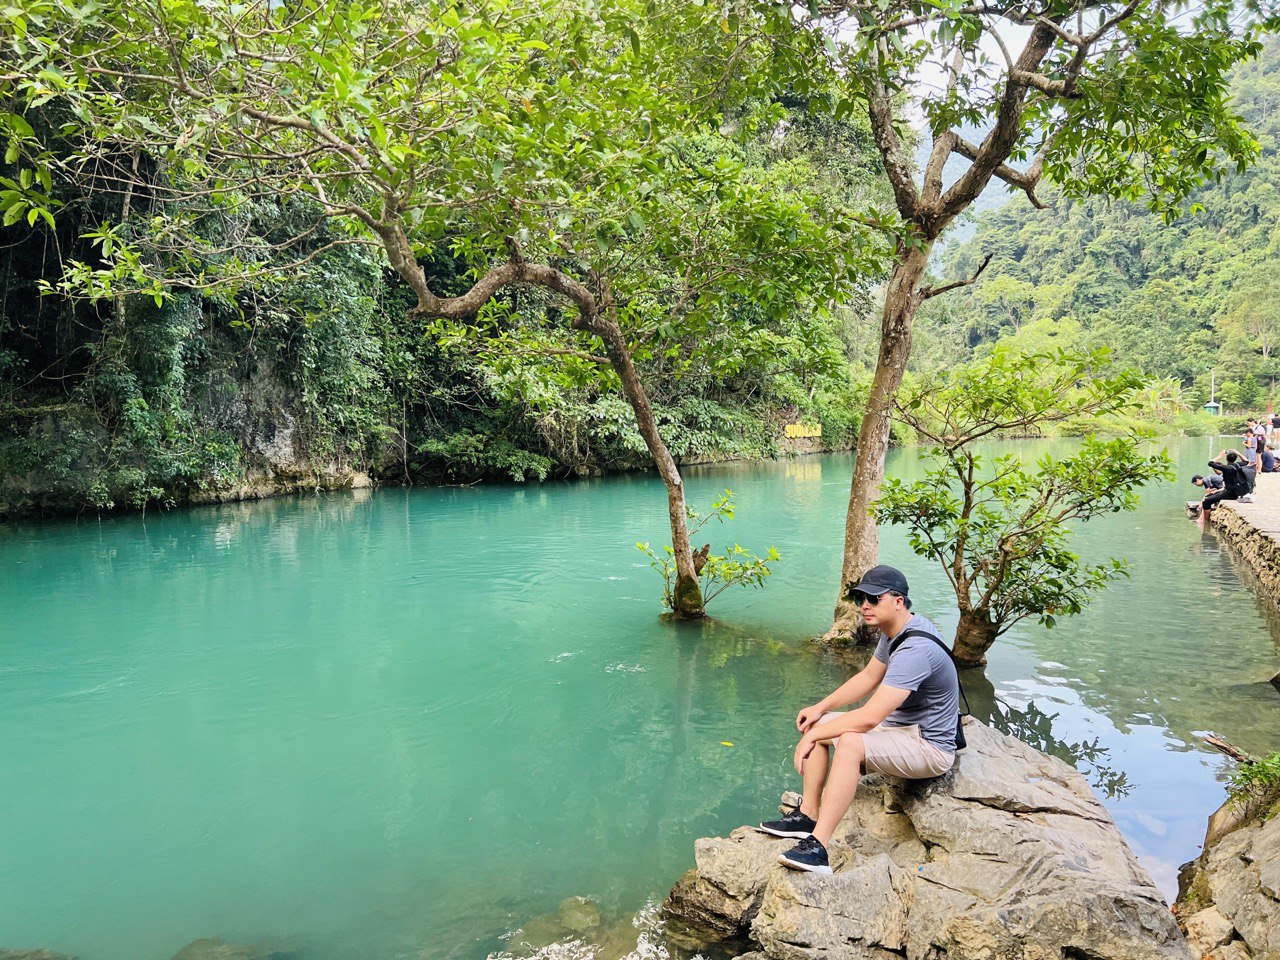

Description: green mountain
[935,40,1280,411]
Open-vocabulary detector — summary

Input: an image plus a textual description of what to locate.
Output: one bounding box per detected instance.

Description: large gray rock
[664,718,1192,960]
[1178,795,1280,958]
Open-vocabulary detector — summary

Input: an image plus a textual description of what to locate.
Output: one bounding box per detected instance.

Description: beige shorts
[819,711,955,779]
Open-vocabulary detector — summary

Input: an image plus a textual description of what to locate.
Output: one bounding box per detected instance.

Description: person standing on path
[756,565,961,875]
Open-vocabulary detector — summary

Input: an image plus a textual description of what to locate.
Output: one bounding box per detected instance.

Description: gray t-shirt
[872,613,960,753]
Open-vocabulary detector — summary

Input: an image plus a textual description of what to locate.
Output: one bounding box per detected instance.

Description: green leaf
[5,113,34,138]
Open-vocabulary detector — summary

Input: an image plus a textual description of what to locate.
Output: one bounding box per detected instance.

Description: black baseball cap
[852,564,909,598]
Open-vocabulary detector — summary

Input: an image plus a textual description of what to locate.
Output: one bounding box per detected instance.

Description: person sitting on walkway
[1204,451,1248,514]
[1241,454,1257,500]
[1261,446,1278,473]
[757,565,960,875]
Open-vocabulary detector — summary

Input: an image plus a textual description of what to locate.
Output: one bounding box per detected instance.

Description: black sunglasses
[854,590,899,606]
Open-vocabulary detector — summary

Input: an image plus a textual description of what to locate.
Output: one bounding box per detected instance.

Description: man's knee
[834,732,865,762]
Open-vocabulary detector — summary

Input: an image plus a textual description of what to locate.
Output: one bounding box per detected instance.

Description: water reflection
[962,671,1132,799]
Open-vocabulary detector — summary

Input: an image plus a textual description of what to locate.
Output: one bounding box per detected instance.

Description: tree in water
[808,0,1273,639]
[872,346,1173,667]
[1,0,878,617]
[637,489,781,615]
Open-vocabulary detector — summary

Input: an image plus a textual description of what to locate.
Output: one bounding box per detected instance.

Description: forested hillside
[934,39,1280,410]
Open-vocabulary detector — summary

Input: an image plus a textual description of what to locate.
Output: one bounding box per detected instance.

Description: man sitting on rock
[757,565,960,874]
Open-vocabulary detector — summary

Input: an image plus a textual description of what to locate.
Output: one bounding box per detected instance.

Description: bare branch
[868,39,922,219]
[952,137,1049,208]
[920,253,992,300]
[937,20,1058,219]
[1203,734,1257,763]
[921,44,965,206]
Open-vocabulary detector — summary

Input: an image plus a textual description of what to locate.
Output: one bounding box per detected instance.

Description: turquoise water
[2,437,1278,959]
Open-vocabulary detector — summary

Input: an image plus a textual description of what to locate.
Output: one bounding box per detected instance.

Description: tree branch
[920,253,992,300]
[1203,734,1256,763]
[952,137,1049,209]
[938,20,1058,219]
[921,45,965,206]
[867,41,922,219]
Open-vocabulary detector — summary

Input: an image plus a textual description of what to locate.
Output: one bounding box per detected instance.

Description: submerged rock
[0,951,76,960]
[664,718,1192,959]
[495,901,656,960]
[1176,792,1280,959]
[506,898,606,957]
[169,939,299,960]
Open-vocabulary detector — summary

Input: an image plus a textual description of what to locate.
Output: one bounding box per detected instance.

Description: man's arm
[807,685,911,742]
[796,658,888,731]
[793,684,911,773]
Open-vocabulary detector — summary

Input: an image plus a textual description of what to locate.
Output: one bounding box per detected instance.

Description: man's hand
[793,735,817,775]
[796,703,825,733]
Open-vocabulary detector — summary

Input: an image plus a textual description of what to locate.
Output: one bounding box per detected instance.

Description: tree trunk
[825,244,932,641]
[593,313,704,618]
[381,226,705,618]
[952,608,1000,668]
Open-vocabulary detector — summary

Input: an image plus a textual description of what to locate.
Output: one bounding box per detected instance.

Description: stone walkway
[1218,472,1280,540]
[1211,472,1280,619]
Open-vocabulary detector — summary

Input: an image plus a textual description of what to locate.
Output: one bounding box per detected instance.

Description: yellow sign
[785,422,822,439]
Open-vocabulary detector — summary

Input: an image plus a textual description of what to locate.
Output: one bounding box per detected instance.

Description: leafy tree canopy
[875,345,1174,667]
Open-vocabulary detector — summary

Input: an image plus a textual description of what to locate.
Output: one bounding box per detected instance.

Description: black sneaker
[778,835,832,874]
[758,807,817,839]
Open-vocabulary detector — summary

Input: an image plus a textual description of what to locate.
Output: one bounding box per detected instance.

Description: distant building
[1203,401,1221,416]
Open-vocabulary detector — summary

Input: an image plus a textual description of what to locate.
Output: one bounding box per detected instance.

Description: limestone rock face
[1178,797,1280,959]
[663,719,1192,960]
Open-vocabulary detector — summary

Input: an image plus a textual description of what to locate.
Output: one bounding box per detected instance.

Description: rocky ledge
[1176,791,1280,960]
[663,718,1192,959]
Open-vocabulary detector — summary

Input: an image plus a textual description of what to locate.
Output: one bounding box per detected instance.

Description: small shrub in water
[637,489,780,613]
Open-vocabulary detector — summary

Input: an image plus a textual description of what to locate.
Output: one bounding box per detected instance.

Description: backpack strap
[887,629,971,717]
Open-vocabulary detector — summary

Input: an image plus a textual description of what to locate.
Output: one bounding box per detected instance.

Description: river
[2,436,1277,960]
